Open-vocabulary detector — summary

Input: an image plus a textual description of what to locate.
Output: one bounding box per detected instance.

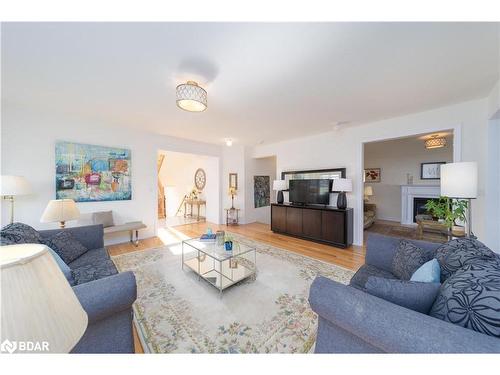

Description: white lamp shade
[0,175,32,196]
[273,180,287,191]
[332,178,352,192]
[0,244,88,352]
[440,162,478,198]
[41,199,80,223]
[364,186,373,196]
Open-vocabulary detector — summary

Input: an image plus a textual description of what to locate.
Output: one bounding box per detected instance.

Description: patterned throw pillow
[435,238,499,282]
[391,240,433,280]
[0,222,43,245]
[44,231,88,264]
[429,262,500,337]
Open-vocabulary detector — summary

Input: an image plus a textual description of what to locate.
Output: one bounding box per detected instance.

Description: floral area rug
[112,232,354,353]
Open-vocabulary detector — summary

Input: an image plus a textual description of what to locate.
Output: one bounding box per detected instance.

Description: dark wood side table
[225,208,240,226]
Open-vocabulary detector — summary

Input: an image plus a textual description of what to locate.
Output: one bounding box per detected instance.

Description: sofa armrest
[309,276,500,353]
[72,272,137,324]
[39,224,104,250]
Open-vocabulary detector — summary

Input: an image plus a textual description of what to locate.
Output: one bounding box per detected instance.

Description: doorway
[157,150,220,228]
[362,130,456,243]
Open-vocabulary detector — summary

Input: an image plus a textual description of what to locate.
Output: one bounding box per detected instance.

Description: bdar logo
[1,339,17,353]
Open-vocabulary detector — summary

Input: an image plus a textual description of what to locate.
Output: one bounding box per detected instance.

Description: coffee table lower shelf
[183,257,255,296]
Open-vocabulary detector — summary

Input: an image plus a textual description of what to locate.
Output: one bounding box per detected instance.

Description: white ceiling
[2,22,499,145]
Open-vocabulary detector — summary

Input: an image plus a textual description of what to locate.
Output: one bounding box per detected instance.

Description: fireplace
[400,185,440,225]
[413,197,439,222]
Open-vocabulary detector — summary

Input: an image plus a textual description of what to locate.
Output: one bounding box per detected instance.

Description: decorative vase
[277,190,284,204]
[224,241,233,251]
[337,191,347,209]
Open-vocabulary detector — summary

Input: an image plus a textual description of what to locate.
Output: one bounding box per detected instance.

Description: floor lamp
[0,175,32,224]
[440,162,478,237]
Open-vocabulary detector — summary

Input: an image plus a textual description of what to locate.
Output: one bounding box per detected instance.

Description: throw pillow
[0,222,43,245]
[429,262,500,337]
[92,211,114,228]
[410,259,441,283]
[44,231,88,264]
[392,240,433,280]
[365,276,441,314]
[435,238,499,282]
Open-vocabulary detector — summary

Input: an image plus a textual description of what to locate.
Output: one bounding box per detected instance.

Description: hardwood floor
[107,221,366,353]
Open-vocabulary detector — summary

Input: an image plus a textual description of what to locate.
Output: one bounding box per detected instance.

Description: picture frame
[364,168,381,183]
[421,162,446,180]
[229,173,238,189]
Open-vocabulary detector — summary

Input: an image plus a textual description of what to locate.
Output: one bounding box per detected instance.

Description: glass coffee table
[182,238,257,297]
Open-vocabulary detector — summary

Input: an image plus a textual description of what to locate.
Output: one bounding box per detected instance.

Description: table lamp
[332,178,352,209]
[229,187,237,209]
[273,180,287,204]
[0,175,32,224]
[364,185,373,202]
[440,162,478,237]
[40,199,80,228]
[1,244,88,353]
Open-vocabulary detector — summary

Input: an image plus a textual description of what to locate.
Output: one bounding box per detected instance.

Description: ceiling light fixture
[225,138,233,147]
[176,81,207,112]
[425,135,447,149]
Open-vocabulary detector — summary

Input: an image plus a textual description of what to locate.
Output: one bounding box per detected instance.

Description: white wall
[158,150,219,223]
[253,98,491,247]
[486,119,500,252]
[1,104,222,244]
[221,145,246,223]
[245,155,276,225]
[364,135,453,222]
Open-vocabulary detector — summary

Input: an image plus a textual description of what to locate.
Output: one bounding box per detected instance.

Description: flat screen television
[288,179,331,205]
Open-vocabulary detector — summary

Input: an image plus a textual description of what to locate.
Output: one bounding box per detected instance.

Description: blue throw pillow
[365,276,441,314]
[44,230,88,264]
[410,259,441,283]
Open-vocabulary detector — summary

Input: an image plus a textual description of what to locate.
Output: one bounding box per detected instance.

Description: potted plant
[425,196,468,231]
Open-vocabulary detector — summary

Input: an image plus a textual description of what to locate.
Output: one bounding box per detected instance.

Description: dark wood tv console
[271,203,353,248]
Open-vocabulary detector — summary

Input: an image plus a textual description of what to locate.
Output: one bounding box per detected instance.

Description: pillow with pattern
[44,230,88,264]
[391,240,433,280]
[429,261,500,337]
[435,238,499,282]
[0,222,43,245]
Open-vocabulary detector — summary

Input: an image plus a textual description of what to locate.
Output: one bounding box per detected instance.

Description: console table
[184,199,206,221]
[271,203,353,248]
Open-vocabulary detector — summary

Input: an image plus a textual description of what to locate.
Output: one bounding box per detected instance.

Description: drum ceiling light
[425,135,447,149]
[176,81,207,112]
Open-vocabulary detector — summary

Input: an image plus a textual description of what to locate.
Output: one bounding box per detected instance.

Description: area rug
[112,232,354,353]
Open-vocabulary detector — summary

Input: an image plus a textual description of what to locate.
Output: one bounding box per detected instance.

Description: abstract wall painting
[254,176,270,208]
[55,141,132,202]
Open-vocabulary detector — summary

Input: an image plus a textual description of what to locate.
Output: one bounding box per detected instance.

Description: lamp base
[277,190,284,204]
[337,192,347,209]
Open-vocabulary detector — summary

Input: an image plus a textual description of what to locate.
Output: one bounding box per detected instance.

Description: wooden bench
[103,221,147,246]
[79,211,147,246]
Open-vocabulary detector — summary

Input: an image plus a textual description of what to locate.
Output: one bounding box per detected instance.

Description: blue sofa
[309,233,500,353]
[2,223,137,353]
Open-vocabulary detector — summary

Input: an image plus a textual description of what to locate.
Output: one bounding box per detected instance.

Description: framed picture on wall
[364,168,381,183]
[229,173,238,189]
[421,162,446,180]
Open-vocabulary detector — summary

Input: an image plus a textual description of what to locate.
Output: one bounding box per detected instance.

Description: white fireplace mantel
[401,185,441,225]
